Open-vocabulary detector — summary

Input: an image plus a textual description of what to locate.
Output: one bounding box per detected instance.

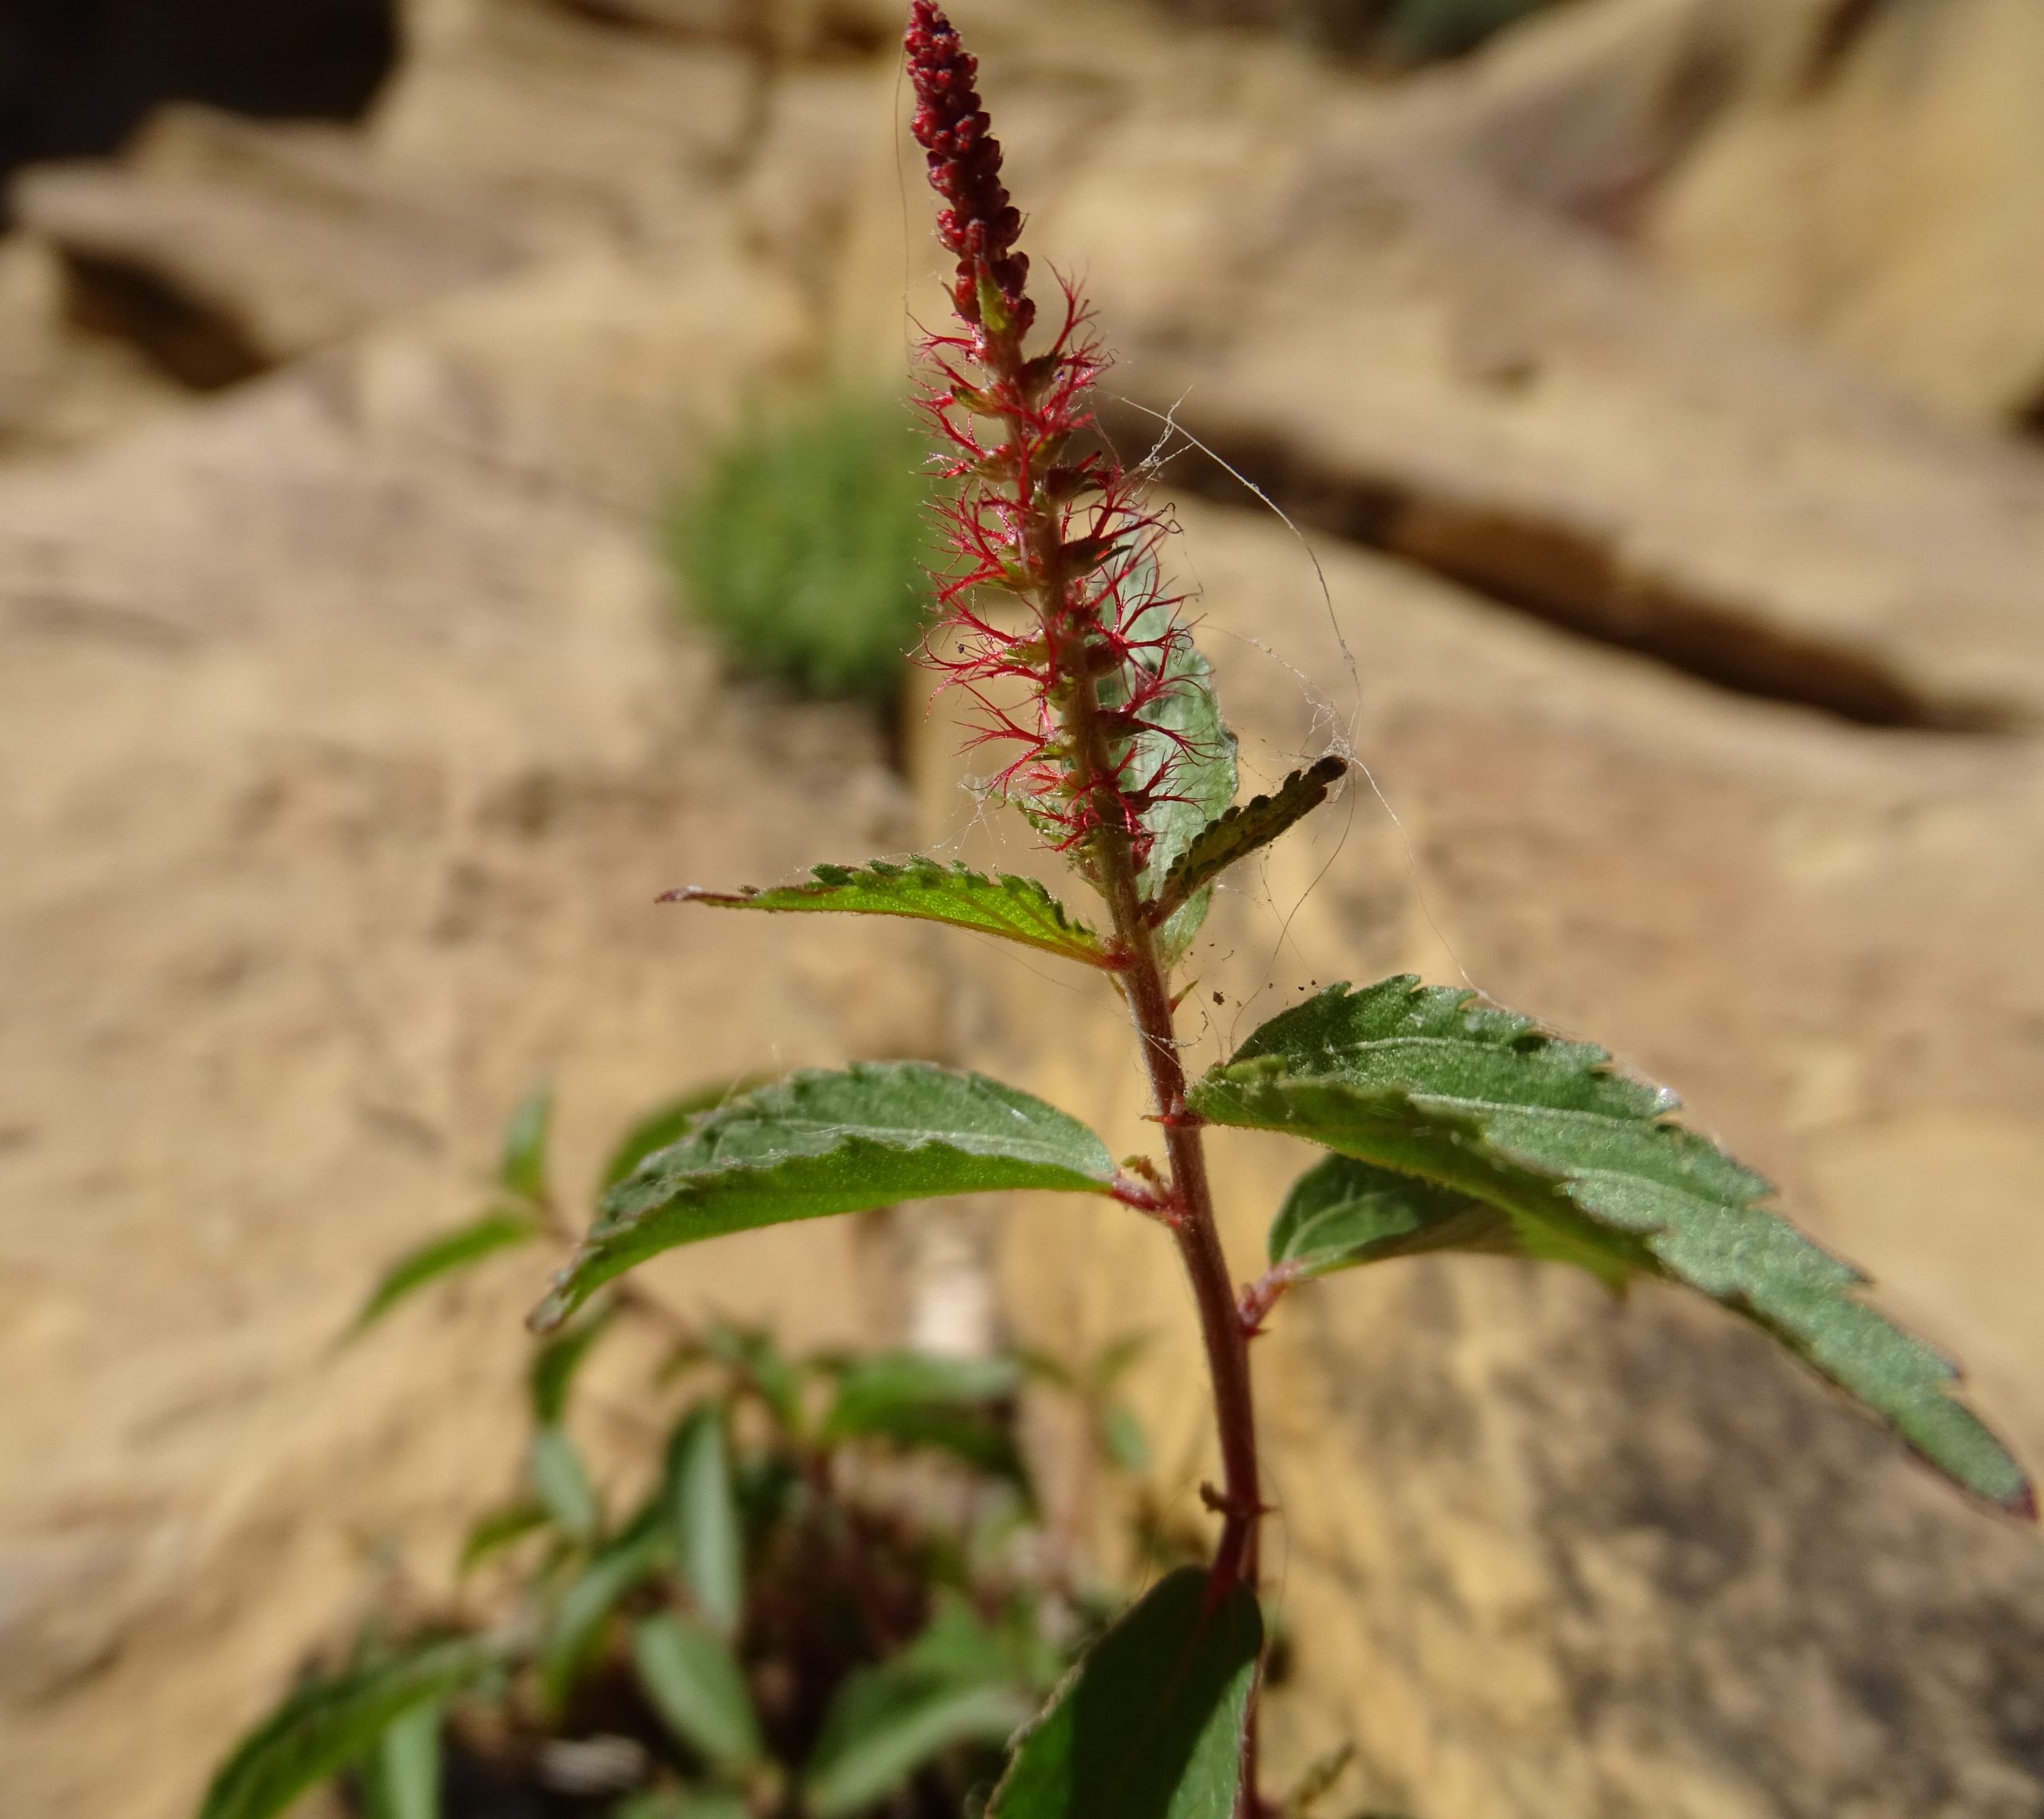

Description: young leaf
[499,1084,553,1204]
[824,1351,1029,1485]
[900,1591,1027,1685]
[1102,1404,1150,1476]
[1269,1155,1499,1280]
[359,1702,440,1819]
[824,1352,1021,1430]
[602,1081,770,1191]
[1107,549,1238,961]
[803,1603,1036,1819]
[347,1211,542,1337]
[529,1425,602,1543]
[1149,756,1346,929]
[197,1635,504,1819]
[989,1566,1262,1819]
[703,1322,806,1433]
[540,1518,669,1710]
[1191,977,2035,1516]
[531,1306,618,1425]
[458,1502,552,1575]
[664,1407,743,1635]
[667,860,1110,969]
[533,1064,1118,1332]
[631,1614,763,1773]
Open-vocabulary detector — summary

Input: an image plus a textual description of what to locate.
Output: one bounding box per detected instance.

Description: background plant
[671,390,937,707]
[204,1088,1160,1819]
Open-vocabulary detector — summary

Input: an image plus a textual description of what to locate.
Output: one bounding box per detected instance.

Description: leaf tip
[527,1274,577,1336]
[2003,1474,2038,1523]
[660,885,754,906]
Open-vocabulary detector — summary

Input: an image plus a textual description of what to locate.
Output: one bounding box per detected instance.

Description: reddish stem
[975,294,1266,1819]
[906,8,1265,1805]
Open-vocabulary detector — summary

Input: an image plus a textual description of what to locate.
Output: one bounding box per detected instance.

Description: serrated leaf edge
[664,858,1110,967]
[1196,977,2036,1519]
[1150,755,1347,924]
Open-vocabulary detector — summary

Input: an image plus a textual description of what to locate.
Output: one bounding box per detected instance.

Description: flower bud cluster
[906,2,1199,877]
[905,0,1032,335]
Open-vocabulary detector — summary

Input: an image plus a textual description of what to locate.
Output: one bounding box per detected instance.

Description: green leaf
[615,1793,751,1819]
[1102,1404,1150,1476]
[347,1211,541,1337]
[1191,976,2036,1516]
[898,1591,1023,1685]
[540,1518,669,1711]
[533,1064,1118,1332]
[529,1425,602,1543]
[664,1408,744,1635]
[602,1082,771,1191]
[617,1794,748,1819]
[668,860,1110,969]
[197,1635,504,1819]
[989,1567,1262,1819]
[824,1351,1028,1485]
[1087,1333,1152,1389]
[703,1322,806,1433]
[825,1352,1020,1429]
[458,1502,552,1575]
[531,1306,617,1425]
[1268,1155,1499,1280]
[803,1603,1036,1819]
[499,1084,553,1204]
[1150,757,1346,929]
[631,1615,763,1772]
[360,1703,440,1819]
[1105,548,1238,958]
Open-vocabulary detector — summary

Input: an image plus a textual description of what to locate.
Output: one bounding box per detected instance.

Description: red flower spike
[905,5,1202,881]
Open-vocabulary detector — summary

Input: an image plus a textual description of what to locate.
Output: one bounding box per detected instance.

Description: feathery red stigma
[905,2,1202,878]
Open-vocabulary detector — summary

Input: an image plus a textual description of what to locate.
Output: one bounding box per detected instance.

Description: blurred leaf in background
[1385,0,1554,63]
[671,391,937,704]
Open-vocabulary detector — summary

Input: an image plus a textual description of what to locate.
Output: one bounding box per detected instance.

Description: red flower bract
[905,0,1202,879]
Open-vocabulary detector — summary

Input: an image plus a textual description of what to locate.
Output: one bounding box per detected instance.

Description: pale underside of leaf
[1098,546,1238,963]
[1151,755,1347,929]
[990,1566,1261,1819]
[1194,976,2034,1517]
[1268,1154,1507,1279]
[532,1064,1117,1332]
[666,859,1109,967]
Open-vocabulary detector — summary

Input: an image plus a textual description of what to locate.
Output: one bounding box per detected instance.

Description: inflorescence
[906,0,1202,882]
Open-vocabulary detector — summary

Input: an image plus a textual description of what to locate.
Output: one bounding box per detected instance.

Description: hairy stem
[980,313,1265,1807]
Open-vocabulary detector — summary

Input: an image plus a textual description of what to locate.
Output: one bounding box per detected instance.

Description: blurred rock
[5,2,2044,1818]
[12,108,518,386]
[970,25,2044,726]
[0,224,945,1819]
[1645,0,2044,430]
[370,2,757,249]
[0,236,186,454]
[955,497,2044,1817]
[0,0,395,190]
[2,5,759,404]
